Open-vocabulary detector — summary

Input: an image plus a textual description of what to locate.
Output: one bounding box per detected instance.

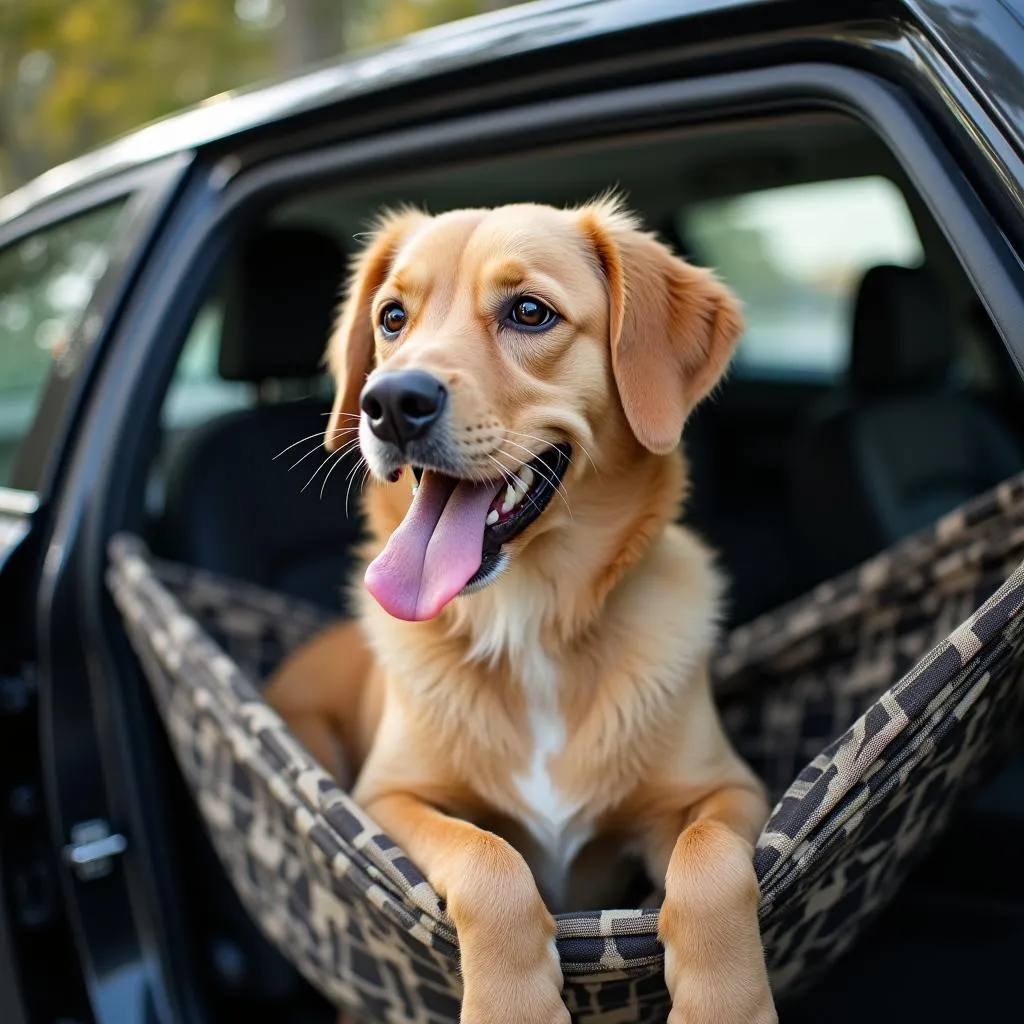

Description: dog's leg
[645,786,777,1024]
[363,792,569,1024]
[264,620,376,784]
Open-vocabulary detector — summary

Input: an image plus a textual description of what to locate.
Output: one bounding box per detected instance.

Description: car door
[0,157,191,1024]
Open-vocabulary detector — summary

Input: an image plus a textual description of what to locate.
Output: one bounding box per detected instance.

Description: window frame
[83,67,1024,459]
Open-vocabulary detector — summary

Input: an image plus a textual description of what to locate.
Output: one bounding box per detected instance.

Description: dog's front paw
[663,957,777,1024]
[461,937,569,1024]
[664,949,776,1024]
[667,995,777,1024]
[462,988,570,1024]
[659,818,777,1024]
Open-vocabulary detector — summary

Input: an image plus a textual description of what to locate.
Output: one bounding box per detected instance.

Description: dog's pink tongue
[365,470,496,621]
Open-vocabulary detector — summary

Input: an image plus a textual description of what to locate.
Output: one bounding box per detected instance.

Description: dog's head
[324,197,742,622]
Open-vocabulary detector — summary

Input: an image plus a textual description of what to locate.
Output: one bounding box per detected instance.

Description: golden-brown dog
[265,197,777,1024]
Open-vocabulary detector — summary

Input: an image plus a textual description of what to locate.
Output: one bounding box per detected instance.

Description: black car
[3,0,1024,1021]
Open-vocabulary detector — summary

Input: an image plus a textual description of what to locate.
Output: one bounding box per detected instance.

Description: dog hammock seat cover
[106,472,1024,1024]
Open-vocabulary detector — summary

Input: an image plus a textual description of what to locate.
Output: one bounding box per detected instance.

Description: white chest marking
[512,648,591,905]
[466,581,592,906]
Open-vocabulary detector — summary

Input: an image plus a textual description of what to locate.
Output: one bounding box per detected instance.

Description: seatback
[161,225,363,612]
[792,265,1023,582]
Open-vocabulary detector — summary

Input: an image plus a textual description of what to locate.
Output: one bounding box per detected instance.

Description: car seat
[161,224,363,612]
[791,264,1023,581]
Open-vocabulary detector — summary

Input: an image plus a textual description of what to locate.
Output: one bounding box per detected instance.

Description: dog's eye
[508,297,556,330]
[379,303,406,336]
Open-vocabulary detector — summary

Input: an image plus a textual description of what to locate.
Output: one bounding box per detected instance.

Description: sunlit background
[0,0,524,195]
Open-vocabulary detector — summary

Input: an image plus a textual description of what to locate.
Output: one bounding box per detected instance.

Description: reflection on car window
[161,300,254,432]
[0,201,126,487]
[680,176,923,379]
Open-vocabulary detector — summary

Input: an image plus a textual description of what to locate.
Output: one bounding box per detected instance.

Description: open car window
[679,176,924,381]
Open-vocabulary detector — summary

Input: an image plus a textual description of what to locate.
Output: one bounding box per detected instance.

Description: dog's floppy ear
[324,208,426,451]
[579,199,744,455]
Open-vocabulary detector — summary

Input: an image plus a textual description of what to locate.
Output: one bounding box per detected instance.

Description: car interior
[137,111,1024,1021]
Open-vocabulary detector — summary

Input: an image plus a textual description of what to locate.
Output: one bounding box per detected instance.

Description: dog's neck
[362,444,687,665]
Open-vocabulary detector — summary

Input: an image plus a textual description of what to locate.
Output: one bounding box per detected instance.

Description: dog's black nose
[361,370,447,449]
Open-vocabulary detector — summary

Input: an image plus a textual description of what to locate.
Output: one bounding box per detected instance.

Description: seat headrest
[219,227,345,383]
[850,264,955,395]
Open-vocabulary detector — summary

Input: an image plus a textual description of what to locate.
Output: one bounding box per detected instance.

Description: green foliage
[0,0,521,194]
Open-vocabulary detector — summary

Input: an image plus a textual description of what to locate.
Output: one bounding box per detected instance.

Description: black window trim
[0,155,193,1024]
[0,166,165,251]
[39,60,1024,1024]
[118,64,1024,393]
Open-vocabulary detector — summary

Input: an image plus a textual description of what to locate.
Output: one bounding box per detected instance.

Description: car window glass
[145,299,257,520]
[161,299,254,432]
[0,201,126,487]
[679,176,924,380]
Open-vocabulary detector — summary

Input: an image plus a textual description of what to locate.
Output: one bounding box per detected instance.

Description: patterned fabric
[106,472,1024,1022]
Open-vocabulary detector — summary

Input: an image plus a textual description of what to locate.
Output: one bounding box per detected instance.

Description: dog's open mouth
[364,444,571,621]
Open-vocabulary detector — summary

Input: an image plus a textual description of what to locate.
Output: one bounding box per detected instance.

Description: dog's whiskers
[287,442,327,471]
[320,445,354,501]
[274,430,325,460]
[497,438,573,515]
[301,444,355,494]
[485,453,547,520]
[289,440,353,474]
[277,426,358,467]
[495,454,572,521]
[505,428,597,478]
[485,453,517,490]
[300,453,332,492]
[487,454,544,516]
[344,456,368,516]
[290,434,360,472]
[499,445,571,511]
[274,427,345,460]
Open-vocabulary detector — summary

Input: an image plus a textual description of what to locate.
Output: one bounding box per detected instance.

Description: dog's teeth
[519,466,535,489]
[486,509,500,526]
[501,484,516,513]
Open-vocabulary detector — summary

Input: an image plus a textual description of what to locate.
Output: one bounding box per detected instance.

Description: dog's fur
[265,198,777,1023]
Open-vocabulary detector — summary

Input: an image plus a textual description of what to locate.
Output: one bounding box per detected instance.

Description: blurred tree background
[0,0,522,194]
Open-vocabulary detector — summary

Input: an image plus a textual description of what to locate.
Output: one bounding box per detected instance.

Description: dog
[265,196,777,1024]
